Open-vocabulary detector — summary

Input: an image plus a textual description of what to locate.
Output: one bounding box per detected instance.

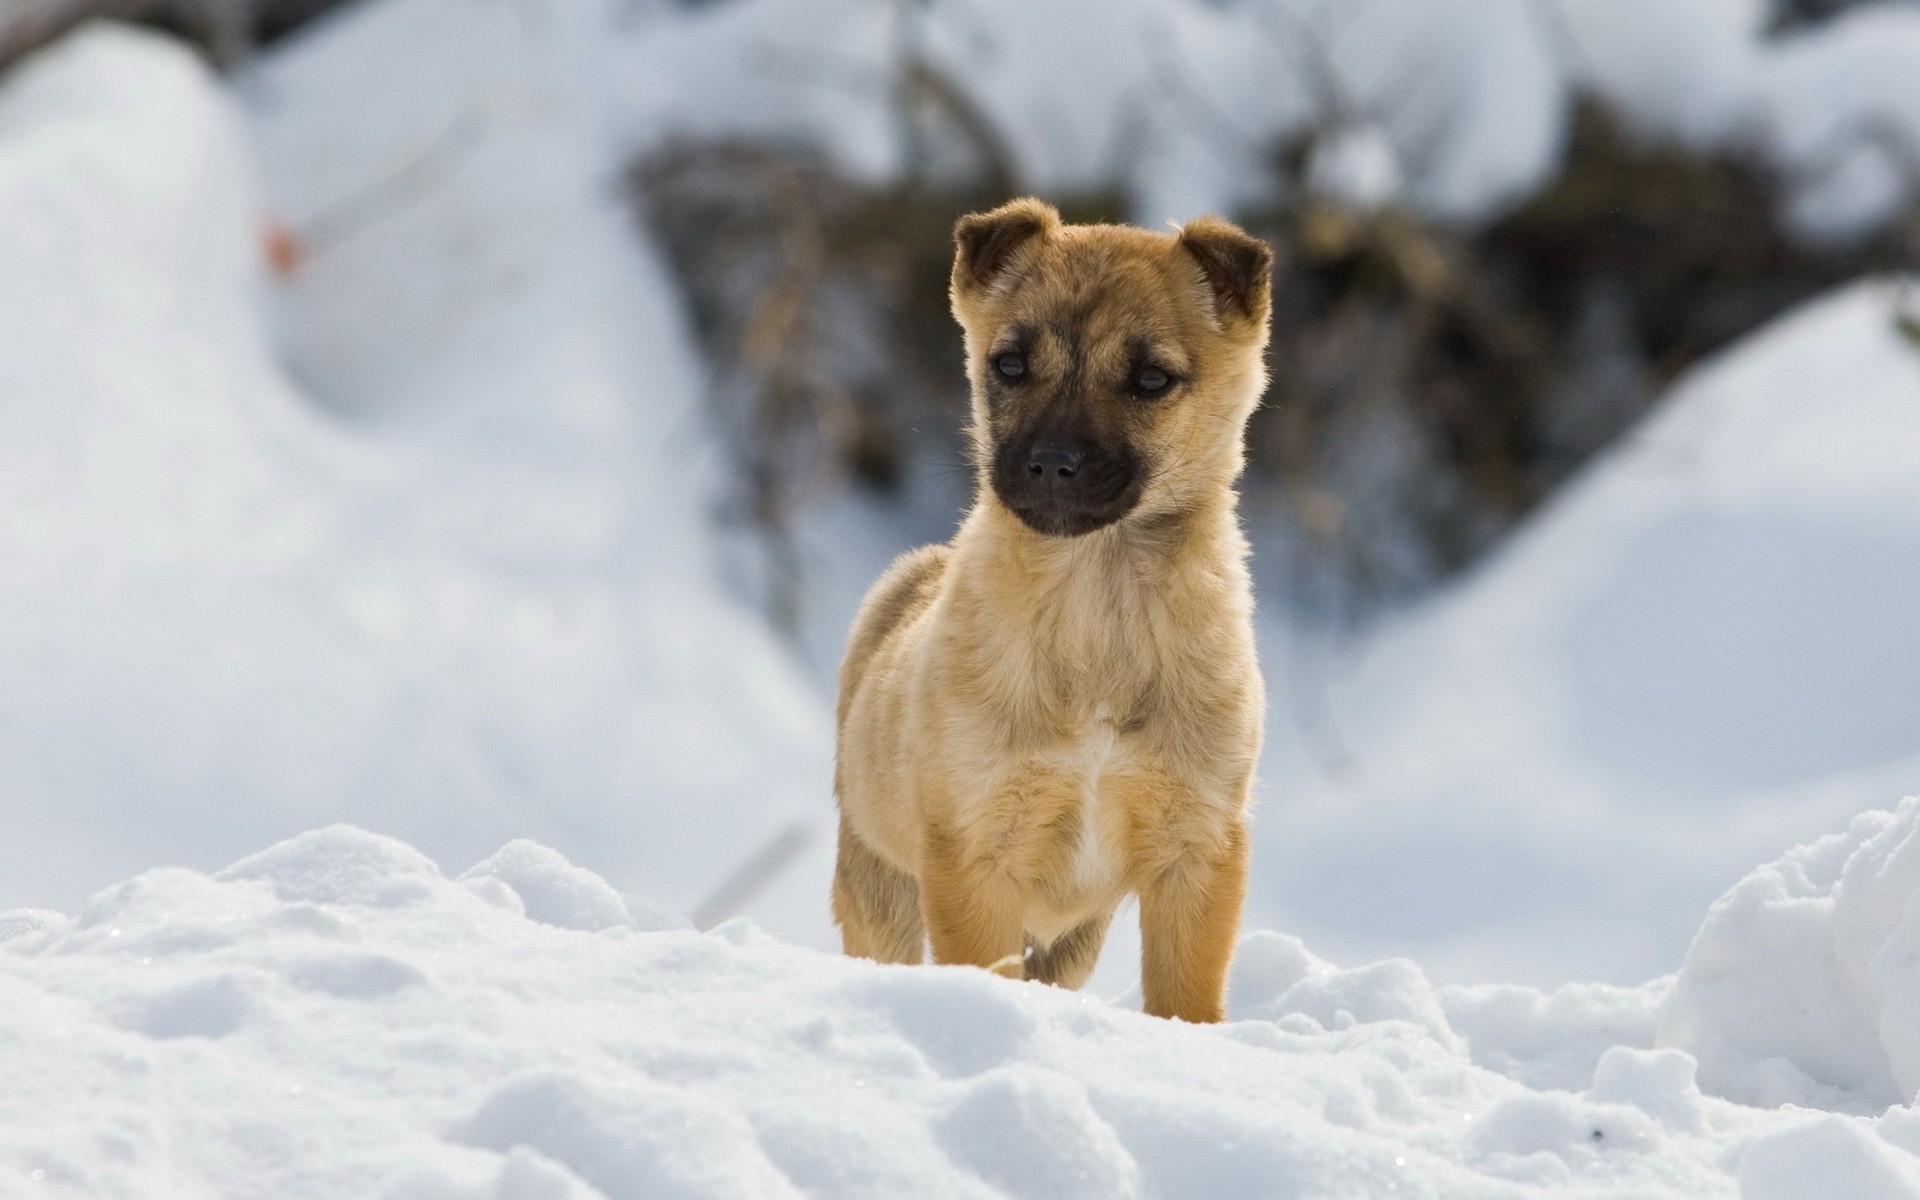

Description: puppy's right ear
[952,198,1058,294]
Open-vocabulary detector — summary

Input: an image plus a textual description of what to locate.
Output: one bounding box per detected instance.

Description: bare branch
[691,820,816,931]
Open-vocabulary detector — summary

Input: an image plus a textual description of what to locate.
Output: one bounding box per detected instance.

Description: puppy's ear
[952,198,1058,293]
[1178,216,1273,324]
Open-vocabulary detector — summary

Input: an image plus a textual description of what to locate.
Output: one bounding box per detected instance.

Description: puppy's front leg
[921,823,1026,978]
[1140,820,1249,1022]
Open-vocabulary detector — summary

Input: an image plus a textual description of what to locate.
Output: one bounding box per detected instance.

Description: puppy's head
[949,198,1272,539]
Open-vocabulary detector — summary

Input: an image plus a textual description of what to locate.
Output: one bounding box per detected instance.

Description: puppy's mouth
[990,439,1145,538]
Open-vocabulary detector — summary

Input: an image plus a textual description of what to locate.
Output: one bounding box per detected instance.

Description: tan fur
[833,199,1272,1022]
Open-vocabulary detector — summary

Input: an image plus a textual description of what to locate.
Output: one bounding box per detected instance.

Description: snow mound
[7,823,1918,1198]
[1740,1115,1920,1200]
[220,825,447,908]
[0,20,832,940]
[1260,277,1920,986]
[1662,795,1920,1112]
[460,840,650,933]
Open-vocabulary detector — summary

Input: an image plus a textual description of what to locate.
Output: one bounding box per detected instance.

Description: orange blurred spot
[260,216,306,279]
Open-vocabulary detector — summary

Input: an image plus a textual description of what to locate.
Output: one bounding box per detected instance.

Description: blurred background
[3,0,1919,990]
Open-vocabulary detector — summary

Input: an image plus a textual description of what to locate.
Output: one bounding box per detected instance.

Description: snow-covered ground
[8,0,1920,1193]
[14,810,1920,1197]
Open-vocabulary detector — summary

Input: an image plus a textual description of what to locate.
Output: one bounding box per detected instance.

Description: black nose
[1027,445,1081,479]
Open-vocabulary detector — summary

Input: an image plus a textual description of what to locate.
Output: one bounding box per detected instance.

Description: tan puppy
[832,198,1272,1023]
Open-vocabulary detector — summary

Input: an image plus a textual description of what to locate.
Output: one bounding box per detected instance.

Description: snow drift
[1254,277,1920,986]
[1663,796,1920,1115]
[0,22,831,939]
[9,814,1920,1198]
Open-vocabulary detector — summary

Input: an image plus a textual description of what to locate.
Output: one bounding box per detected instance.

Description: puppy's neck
[964,489,1236,593]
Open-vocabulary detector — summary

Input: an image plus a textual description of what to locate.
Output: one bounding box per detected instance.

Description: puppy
[832,198,1271,1023]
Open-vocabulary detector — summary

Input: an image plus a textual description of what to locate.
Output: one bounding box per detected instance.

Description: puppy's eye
[1133,365,1172,395]
[994,352,1026,381]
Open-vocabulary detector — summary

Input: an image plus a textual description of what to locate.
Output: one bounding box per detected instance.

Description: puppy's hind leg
[832,817,924,963]
[1024,908,1115,990]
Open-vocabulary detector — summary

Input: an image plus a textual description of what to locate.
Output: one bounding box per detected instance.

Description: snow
[1553,0,1768,149]
[1659,796,1920,1113]
[0,820,1906,1198]
[1249,276,1920,987]
[1739,1116,1920,1200]
[1305,121,1405,209]
[0,18,834,943]
[1556,0,1920,240]
[235,0,1920,254]
[12,817,1920,1196]
[1127,0,1570,224]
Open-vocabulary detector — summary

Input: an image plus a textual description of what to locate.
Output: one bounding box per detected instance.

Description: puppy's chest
[959,698,1146,893]
[946,573,1237,886]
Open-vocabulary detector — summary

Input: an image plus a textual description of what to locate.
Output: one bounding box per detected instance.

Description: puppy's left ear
[1178,216,1273,325]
